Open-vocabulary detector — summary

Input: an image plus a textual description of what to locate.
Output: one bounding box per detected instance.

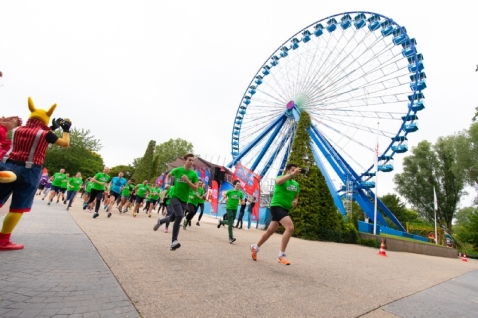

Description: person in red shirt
[0,98,71,250]
[0,116,22,163]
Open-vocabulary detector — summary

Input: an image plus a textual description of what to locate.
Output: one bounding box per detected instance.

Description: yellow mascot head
[28,97,56,126]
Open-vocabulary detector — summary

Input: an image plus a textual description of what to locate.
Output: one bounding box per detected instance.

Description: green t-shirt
[170,167,199,202]
[136,184,150,198]
[51,172,67,187]
[149,187,161,200]
[188,187,205,206]
[86,181,93,192]
[67,177,83,191]
[270,178,299,211]
[225,189,244,210]
[121,184,134,196]
[165,186,174,205]
[61,177,69,189]
[198,187,205,204]
[91,173,111,191]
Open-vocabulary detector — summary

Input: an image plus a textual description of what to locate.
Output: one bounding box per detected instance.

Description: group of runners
[40,154,301,265]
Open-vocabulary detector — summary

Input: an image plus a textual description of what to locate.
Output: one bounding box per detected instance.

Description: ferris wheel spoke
[315,119,375,152]
[306,40,405,105]
[300,28,377,100]
[310,108,404,120]
[314,113,396,137]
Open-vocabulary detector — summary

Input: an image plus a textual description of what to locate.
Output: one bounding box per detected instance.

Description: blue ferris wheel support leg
[259,126,294,179]
[227,113,287,169]
[366,188,406,231]
[353,190,388,226]
[250,116,287,171]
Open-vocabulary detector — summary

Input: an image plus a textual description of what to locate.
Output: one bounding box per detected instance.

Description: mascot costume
[0,97,71,250]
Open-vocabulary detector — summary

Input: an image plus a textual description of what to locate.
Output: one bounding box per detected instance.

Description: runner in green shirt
[196,183,207,226]
[183,180,205,229]
[65,172,82,210]
[158,185,174,232]
[82,178,93,210]
[218,180,244,243]
[47,168,66,205]
[146,183,162,217]
[118,179,135,213]
[58,173,70,204]
[251,163,301,266]
[84,166,111,218]
[133,180,150,217]
[153,153,199,251]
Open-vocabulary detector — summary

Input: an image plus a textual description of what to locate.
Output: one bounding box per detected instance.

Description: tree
[109,165,135,179]
[454,122,478,199]
[393,138,466,233]
[379,193,418,227]
[44,128,104,178]
[286,111,342,239]
[453,207,478,249]
[154,138,194,173]
[132,140,156,182]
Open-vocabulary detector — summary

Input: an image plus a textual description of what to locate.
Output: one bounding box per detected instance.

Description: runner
[118,179,134,213]
[234,197,247,229]
[65,172,82,210]
[47,168,66,205]
[36,172,49,195]
[82,177,93,210]
[196,183,206,226]
[250,163,300,265]
[147,183,161,217]
[245,196,256,230]
[41,179,52,200]
[124,186,137,213]
[157,187,168,215]
[107,171,126,213]
[217,180,244,244]
[183,180,204,229]
[153,153,199,251]
[132,180,149,217]
[83,166,111,218]
[59,173,69,204]
[159,185,173,232]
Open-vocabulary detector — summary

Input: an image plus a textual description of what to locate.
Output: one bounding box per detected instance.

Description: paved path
[1,196,478,317]
[0,198,139,318]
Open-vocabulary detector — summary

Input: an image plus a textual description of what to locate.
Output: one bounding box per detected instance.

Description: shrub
[357,238,378,248]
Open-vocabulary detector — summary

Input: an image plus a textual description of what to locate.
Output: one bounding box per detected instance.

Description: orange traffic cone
[378,239,387,257]
[462,254,468,262]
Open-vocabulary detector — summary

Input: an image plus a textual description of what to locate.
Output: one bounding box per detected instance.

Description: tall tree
[287,111,342,239]
[132,140,156,182]
[154,139,194,173]
[44,128,104,177]
[393,138,466,232]
[454,122,478,195]
[453,207,478,246]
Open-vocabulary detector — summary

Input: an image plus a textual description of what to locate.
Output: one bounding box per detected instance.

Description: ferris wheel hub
[286,101,295,110]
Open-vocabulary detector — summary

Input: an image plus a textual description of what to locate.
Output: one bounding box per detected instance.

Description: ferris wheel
[227,11,426,230]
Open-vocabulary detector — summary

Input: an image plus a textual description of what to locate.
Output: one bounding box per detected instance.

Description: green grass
[379,233,445,247]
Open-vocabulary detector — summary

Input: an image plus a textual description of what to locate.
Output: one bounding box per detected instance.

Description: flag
[433,187,438,210]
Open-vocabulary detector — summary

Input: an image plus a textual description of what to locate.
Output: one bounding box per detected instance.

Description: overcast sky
[1,0,477,206]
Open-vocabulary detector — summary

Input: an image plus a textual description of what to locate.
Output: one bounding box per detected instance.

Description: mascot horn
[0,97,71,250]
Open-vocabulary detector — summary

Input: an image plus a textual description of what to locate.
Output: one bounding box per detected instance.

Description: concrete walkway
[1,196,477,317]
[0,198,139,318]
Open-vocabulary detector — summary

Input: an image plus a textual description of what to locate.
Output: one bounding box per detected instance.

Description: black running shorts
[270,206,290,222]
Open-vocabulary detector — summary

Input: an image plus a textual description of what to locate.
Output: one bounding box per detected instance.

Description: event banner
[210,180,219,214]
[232,163,260,220]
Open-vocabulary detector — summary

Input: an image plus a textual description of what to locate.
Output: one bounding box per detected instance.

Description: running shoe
[229,237,236,244]
[133,213,137,217]
[277,255,290,265]
[148,214,151,218]
[66,207,69,211]
[82,203,87,210]
[47,201,51,206]
[217,220,221,229]
[153,220,162,231]
[107,212,112,218]
[63,200,67,205]
[42,198,44,200]
[170,240,181,251]
[56,200,59,203]
[104,205,107,210]
[123,209,128,213]
[164,228,168,233]
[93,212,99,219]
[196,222,200,226]
[251,245,258,261]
